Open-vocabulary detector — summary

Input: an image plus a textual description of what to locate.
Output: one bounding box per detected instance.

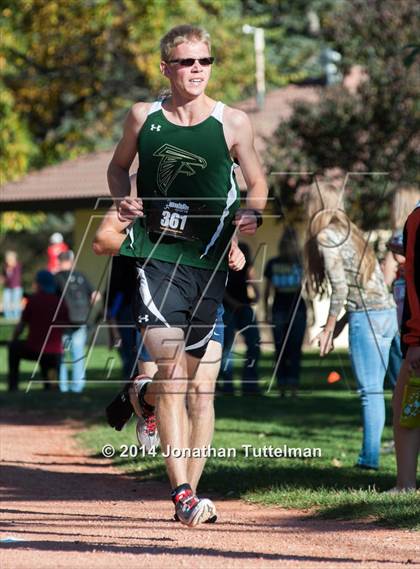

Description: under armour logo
[150,124,161,132]
[138,315,150,323]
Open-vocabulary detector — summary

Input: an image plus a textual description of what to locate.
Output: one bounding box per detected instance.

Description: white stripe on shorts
[137,267,170,328]
[185,322,216,352]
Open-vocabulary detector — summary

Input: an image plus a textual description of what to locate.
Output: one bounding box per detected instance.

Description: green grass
[1,345,418,530]
[0,318,23,344]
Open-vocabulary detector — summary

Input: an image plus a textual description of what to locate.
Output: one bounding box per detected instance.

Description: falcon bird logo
[153,144,207,195]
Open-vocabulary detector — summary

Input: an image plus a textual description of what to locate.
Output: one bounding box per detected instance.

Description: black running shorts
[133,259,227,359]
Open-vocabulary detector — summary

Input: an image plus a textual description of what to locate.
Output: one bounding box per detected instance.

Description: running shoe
[174,490,217,527]
[105,374,153,432]
[130,375,160,451]
[173,510,217,524]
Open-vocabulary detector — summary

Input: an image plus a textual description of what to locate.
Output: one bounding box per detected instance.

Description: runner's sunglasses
[166,57,215,67]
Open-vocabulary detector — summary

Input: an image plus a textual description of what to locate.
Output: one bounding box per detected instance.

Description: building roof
[0,85,318,210]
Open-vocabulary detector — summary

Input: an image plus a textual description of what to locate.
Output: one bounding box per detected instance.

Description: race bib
[146,200,197,241]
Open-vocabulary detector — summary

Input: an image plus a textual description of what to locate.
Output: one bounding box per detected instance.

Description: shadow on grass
[316,498,420,530]
[0,380,118,427]
[101,447,395,501]
[198,462,395,497]
[0,376,365,429]
[214,393,364,429]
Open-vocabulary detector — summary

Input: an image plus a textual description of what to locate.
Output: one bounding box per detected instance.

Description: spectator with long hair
[305,183,398,470]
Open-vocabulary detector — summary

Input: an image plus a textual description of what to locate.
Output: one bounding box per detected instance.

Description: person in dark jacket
[107,255,139,379]
[264,227,307,397]
[221,242,261,394]
[8,270,68,391]
[55,251,101,393]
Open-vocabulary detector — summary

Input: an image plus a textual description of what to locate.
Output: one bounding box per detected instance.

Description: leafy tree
[2,0,150,168]
[1,0,255,177]
[1,0,342,182]
[0,14,36,181]
[240,0,341,86]
[0,85,35,183]
[265,0,419,229]
[1,0,258,238]
[0,212,47,234]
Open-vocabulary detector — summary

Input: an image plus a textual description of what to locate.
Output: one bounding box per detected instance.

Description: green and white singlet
[119,100,240,271]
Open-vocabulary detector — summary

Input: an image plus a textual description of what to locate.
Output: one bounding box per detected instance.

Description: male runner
[94,204,245,510]
[107,24,267,526]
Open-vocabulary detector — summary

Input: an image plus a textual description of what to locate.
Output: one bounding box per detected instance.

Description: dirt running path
[0,414,418,569]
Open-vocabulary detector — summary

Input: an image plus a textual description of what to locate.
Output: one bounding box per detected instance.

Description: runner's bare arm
[93,207,128,256]
[94,210,244,269]
[94,177,141,255]
[228,240,246,271]
[107,103,149,220]
[225,108,268,235]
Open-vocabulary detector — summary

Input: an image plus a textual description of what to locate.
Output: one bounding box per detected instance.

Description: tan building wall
[72,208,111,347]
[73,208,110,291]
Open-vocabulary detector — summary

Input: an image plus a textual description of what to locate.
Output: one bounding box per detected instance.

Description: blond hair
[391,186,420,230]
[160,25,211,61]
[304,183,377,297]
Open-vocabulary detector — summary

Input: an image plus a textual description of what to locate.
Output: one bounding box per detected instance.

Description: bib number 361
[160,210,187,231]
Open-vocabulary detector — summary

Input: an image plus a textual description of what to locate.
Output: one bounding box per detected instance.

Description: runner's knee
[188,381,215,415]
[155,364,188,401]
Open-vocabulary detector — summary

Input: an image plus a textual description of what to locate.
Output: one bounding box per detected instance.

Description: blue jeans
[59,326,88,393]
[349,308,398,468]
[386,332,403,389]
[3,287,23,320]
[221,305,260,393]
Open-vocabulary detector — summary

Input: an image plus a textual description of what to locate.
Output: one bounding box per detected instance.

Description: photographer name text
[102,443,322,459]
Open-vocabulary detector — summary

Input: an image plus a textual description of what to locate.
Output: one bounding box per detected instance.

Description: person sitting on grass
[8,270,68,391]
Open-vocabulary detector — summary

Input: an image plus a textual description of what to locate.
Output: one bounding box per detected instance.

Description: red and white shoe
[174,489,217,527]
[129,375,160,451]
